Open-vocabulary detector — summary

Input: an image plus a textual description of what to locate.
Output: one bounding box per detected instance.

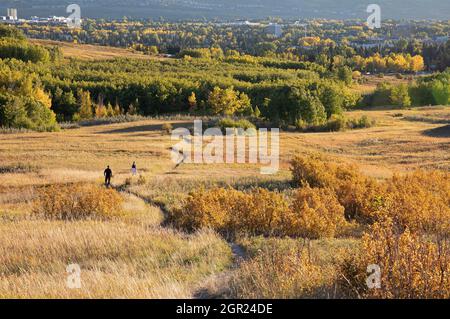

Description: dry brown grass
[353,75,414,95]
[1,107,449,299]
[218,237,358,299]
[1,108,449,191]
[0,220,231,298]
[30,39,167,61]
[282,108,450,176]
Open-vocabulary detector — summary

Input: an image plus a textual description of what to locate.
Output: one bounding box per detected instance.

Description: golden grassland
[30,39,167,61]
[0,107,449,298]
[352,74,414,95]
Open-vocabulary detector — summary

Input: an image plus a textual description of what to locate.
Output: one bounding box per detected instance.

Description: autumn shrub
[169,187,240,233]
[289,187,348,239]
[172,186,349,239]
[170,187,289,238]
[381,171,450,236]
[32,183,124,220]
[290,153,339,188]
[290,153,385,223]
[230,188,291,236]
[338,218,450,299]
[335,174,386,223]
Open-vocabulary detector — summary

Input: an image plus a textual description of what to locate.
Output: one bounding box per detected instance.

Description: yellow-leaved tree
[207,86,251,115]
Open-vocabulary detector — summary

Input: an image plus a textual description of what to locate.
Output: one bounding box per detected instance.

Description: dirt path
[115,183,248,299]
[114,185,170,219]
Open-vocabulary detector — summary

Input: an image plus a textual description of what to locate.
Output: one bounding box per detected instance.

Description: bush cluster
[170,188,289,238]
[32,183,124,220]
[339,218,449,298]
[172,153,449,242]
[216,118,256,133]
[291,153,450,233]
[171,184,350,239]
[296,114,376,132]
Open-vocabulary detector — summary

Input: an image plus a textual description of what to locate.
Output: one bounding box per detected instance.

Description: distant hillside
[30,39,168,60]
[1,0,449,20]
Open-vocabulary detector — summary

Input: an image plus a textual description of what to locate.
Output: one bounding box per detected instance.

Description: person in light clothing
[131,161,137,175]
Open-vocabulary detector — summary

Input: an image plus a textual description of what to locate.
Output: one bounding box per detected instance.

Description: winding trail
[113,185,248,299]
[114,184,170,218]
[114,183,248,298]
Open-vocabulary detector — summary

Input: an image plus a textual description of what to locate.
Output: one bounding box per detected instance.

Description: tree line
[18,19,450,71]
[0,25,448,132]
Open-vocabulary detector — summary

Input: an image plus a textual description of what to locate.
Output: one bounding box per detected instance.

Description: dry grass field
[353,74,415,95]
[1,107,449,298]
[30,39,167,60]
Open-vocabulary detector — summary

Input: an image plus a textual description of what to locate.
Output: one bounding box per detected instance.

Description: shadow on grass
[422,125,450,138]
[96,121,193,134]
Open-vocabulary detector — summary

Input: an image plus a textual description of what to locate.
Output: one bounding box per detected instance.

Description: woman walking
[131,161,137,175]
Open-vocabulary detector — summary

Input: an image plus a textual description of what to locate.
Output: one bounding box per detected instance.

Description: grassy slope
[30,39,168,61]
[1,38,449,297]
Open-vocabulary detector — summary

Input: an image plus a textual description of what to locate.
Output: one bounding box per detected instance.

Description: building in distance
[266,23,283,38]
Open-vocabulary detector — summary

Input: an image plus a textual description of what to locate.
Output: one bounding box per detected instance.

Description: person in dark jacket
[104,166,112,186]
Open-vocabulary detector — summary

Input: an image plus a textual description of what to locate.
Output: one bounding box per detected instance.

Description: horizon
[0,0,449,20]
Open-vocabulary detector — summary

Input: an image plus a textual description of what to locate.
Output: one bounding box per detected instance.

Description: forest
[0,24,449,131]
[19,19,450,71]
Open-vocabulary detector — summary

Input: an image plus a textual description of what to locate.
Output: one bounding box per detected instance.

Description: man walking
[104,165,112,187]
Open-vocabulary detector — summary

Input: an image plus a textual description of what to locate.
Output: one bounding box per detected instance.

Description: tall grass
[0,220,232,298]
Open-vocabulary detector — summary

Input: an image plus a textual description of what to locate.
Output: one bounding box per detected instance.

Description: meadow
[1,106,449,298]
[30,39,167,61]
[1,23,449,298]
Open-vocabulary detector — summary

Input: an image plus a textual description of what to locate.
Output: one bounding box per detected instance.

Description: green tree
[52,88,78,121]
[77,90,93,120]
[0,92,58,131]
[431,81,450,105]
[337,66,353,85]
[320,84,345,118]
[390,84,412,108]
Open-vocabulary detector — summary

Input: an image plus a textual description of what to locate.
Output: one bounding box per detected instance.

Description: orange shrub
[169,187,242,232]
[336,175,386,223]
[290,153,385,223]
[339,218,450,298]
[382,171,450,236]
[291,154,450,232]
[244,188,292,236]
[172,186,347,239]
[32,183,124,220]
[170,187,289,237]
[290,186,348,239]
[290,152,341,188]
